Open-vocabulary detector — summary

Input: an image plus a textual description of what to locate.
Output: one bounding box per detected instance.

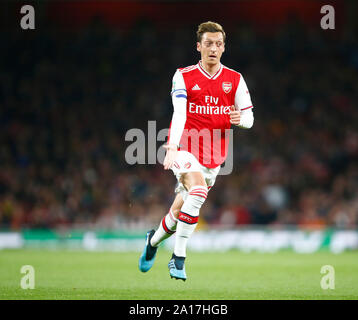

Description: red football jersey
[169,61,253,168]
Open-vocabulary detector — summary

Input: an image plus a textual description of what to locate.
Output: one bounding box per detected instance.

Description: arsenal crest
[222,82,232,93]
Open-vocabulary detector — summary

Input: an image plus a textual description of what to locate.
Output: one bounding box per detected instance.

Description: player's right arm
[163,70,187,170]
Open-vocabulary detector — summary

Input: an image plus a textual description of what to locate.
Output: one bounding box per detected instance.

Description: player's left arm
[230,74,254,129]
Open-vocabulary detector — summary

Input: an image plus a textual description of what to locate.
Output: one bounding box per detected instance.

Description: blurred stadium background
[1,0,358,256]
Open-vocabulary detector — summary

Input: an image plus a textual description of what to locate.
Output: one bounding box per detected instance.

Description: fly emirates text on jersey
[189,95,231,115]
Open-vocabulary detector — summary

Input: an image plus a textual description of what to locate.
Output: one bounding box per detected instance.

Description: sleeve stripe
[241,106,253,111]
[175,94,187,99]
[171,89,187,94]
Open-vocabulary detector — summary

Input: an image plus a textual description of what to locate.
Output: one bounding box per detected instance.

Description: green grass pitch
[0,249,357,300]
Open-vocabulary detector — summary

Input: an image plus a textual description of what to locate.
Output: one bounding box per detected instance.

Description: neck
[200,60,221,76]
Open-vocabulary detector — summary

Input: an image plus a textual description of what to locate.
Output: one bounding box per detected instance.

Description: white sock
[174,186,208,257]
[150,209,178,247]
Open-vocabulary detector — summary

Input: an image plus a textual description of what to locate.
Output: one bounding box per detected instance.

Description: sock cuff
[188,185,208,199]
[162,217,176,234]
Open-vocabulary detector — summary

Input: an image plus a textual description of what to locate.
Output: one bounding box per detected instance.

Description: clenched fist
[229,105,241,125]
[163,143,178,170]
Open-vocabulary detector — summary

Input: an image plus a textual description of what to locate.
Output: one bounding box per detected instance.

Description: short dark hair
[196,21,226,43]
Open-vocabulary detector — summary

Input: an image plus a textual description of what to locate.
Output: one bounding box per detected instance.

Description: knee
[181,172,206,192]
[171,207,180,219]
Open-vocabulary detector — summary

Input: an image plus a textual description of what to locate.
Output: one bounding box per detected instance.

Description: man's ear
[196,42,201,52]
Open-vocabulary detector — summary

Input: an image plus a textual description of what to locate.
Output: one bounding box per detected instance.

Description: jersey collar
[197,60,223,80]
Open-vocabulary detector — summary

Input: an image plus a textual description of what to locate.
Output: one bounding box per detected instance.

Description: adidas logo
[192,84,201,90]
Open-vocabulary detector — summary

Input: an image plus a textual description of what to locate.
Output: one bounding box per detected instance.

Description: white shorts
[171,150,221,201]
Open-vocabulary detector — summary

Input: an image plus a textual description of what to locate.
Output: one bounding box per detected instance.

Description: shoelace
[168,260,176,268]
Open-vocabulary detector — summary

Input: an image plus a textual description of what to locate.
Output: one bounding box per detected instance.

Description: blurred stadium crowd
[1,17,358,230]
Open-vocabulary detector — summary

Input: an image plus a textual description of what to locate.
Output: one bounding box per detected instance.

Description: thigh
[202,165,221,191]
[170,150,207,201]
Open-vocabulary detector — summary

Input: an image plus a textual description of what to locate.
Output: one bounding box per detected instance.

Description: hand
[163,143,178,170]
[229,105,241,125]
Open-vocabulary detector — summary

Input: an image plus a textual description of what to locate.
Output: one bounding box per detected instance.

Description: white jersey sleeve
[168,70,187,147]
[234,74,254,129]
